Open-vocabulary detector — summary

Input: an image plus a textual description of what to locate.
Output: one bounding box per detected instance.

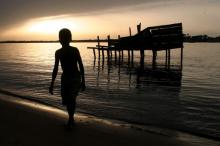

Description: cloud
[0,0,173,29]
[1,0,219,39]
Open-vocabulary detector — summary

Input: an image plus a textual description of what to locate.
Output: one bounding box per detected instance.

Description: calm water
[0,42,219,139]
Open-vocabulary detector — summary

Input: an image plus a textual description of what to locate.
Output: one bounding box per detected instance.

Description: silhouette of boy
[49,28,85,128]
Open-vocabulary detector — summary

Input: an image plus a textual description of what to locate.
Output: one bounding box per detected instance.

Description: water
[0,42,219,140]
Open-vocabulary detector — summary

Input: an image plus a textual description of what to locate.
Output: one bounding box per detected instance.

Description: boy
[49,28,85,128]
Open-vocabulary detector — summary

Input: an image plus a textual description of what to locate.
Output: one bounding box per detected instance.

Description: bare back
[56,46,80,77]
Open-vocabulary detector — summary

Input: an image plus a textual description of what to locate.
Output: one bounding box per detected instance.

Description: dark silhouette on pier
[49,28,85,129]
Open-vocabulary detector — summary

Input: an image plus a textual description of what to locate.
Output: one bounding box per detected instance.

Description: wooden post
[102,56,104,70]
[128,27,132,65]
[131,49,134,65]
[140,48,144,69]
[129,27,132,36]
[168,49,171,70]
[152,50,156,69]
[107,35,110,61]
[115,40,117,64]
[137,23,141,33]
[110,47,112,58]
[97,57,100,86]
[93,58,96,70]
[97,36,100,59]
[102,46,104,60]
[137,23,142,67]
[93,48,96,60]
[128,49,130,64]
[118,35,123,62]
[165,49,168,69]
[181,47,183,71]
[118,35,121,63]
[101,36,104,60]
[118,47,121,63]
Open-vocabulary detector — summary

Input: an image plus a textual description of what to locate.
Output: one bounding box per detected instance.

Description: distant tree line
[184,34,220,42]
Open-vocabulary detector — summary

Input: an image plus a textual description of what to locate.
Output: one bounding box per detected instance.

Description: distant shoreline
[0,40,220,43]
[0,40,108,43]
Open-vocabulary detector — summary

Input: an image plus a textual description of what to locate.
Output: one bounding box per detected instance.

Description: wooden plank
[87,47,98,49]
[151,29,182,36]
[150,26,182,33]
[152,34,183,42]
[153,42,183,50]
[148,23,182,30]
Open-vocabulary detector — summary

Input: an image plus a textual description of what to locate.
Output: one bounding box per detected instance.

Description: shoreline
[0,88,220,142]
[0,93,219,146]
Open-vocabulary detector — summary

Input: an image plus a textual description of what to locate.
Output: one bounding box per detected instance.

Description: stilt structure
[87,23,184,72]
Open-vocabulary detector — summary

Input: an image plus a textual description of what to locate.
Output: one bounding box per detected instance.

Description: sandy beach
[0,94,218,146]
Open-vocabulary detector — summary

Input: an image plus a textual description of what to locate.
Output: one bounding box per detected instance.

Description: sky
[0,0,219,40]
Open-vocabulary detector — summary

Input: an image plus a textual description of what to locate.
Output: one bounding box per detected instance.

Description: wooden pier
[87,23,183,71]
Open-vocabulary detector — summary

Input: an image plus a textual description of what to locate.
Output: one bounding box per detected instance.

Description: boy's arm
[49,52,59,95]
[77,50,85,91]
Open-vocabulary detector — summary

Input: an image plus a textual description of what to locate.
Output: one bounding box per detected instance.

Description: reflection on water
[94,55,182,88]
[81,49,183,131]
[0,43,219,140]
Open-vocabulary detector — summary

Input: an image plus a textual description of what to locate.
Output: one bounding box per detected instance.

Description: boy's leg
[66,98,76,125]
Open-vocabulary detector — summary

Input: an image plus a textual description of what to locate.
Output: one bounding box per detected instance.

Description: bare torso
[56,46,80,77]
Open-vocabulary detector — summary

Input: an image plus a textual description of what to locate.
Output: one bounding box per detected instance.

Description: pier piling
[107,35,110,61]
[97,36,101,59]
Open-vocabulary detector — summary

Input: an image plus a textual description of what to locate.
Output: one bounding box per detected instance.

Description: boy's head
[59,28,72,46]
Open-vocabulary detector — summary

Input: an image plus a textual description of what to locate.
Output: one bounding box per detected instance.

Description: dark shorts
[61,73,81,105]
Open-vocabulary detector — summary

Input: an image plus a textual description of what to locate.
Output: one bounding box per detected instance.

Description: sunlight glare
[28,17,78,34]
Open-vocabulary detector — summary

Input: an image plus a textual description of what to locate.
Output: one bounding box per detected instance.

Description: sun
[27,16,78,34]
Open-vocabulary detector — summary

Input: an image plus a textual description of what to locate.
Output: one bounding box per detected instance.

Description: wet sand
[0,94,209,146]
